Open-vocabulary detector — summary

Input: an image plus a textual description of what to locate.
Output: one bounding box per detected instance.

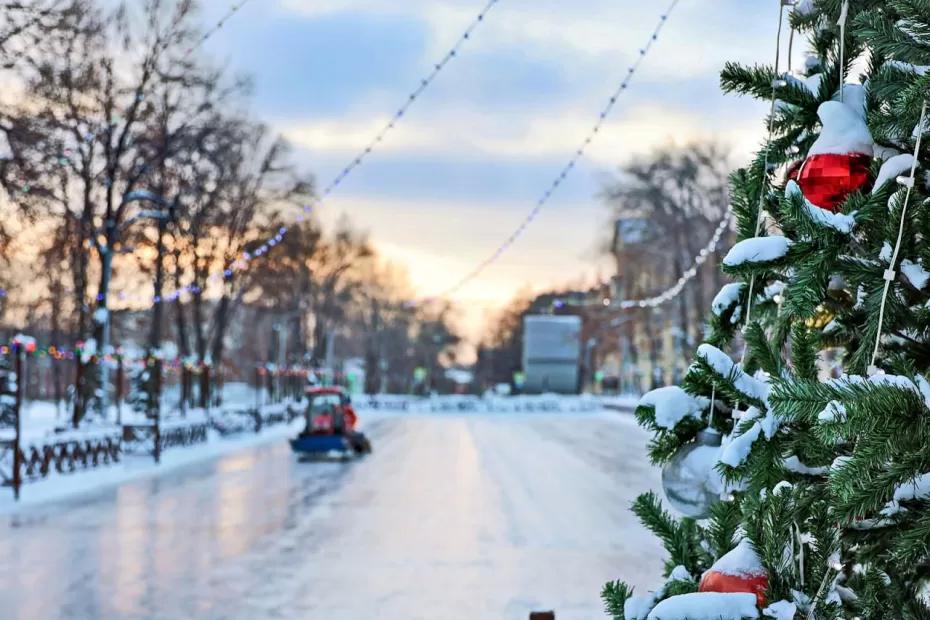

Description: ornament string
[739,0,790,364]
[837,0,849,103]
[433,0,681,300]
[868,100,928,372]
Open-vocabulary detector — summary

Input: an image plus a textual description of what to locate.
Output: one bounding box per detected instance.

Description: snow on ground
[0,407,664,620]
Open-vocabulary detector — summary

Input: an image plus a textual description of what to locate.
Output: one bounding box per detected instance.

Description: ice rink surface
[0,411,665,620]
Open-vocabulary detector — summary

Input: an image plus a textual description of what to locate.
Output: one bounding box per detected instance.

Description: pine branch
[601,580,633,620]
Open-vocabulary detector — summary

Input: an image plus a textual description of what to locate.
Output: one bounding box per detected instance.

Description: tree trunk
[173,249,190,358]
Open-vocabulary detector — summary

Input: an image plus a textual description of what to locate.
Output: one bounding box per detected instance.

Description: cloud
[279,101,763,169]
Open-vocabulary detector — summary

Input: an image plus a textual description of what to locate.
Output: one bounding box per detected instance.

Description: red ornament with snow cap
[797,99,873,213]
[699,539,769,607]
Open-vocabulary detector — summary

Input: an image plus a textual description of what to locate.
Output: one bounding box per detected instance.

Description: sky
[197,0,786,343]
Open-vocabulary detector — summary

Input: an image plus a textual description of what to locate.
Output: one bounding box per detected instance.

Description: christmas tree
[127,359,157,419]
[604,1,930,618]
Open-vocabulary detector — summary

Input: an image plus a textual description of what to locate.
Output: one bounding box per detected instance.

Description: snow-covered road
[0,411,664,619]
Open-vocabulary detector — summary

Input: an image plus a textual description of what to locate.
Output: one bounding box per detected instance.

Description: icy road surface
[0,412,664,619]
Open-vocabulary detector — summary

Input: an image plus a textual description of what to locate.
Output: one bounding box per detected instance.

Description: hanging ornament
[797,98,874,212]
[804,304,836,330]
[661,429,724,518]
[699,539,769,607]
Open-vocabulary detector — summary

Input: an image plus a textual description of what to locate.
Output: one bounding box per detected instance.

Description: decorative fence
[0,337,312,500]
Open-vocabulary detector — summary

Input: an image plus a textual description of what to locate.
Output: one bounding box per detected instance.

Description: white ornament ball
[661,429,724,518]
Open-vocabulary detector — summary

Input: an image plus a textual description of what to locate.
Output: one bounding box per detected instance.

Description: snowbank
[646,592,759,619]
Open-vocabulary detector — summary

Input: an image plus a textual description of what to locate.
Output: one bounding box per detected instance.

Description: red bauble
[699,570,768,607]
[699,539,769,607]
[796,152,871,213]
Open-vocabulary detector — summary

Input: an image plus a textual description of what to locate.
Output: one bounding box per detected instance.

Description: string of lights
[184,0,252,57]
[617,210,732,310]
[11,0,499,355]
[428,0,680,301]
[137,0,501,306]
[549,209,733,311]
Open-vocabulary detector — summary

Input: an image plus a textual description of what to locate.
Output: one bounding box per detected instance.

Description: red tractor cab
[290,386,370,458]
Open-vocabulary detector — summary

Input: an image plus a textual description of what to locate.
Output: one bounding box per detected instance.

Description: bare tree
[602,142,733,386]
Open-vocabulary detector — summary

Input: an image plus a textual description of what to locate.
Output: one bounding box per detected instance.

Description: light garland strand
[548,210,732,311]
[431,0,681,301]
[136,0,501,306]
[184,0,252,57]
[617,211,732,310]
[867,99,927,373]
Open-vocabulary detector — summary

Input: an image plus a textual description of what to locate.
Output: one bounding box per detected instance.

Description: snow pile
[817,400,847,423]
[712,283,745,316]
[762,281,786,302]
[723,237,792,268]
[808,100,874,157]
[638,386,710,429]
[879,242,893,262]
[885,60,930,76]
[901,259,929,289]
[786,180,856,232]
[783,455,829,475]
[21,425,122,451]
[763,600,797,619]
[873,153,914,193]
[626,592,660,620]
[720,422,763,468]
[709,539,767,577]
[161,413,209,432]
[893,473,930,502]
[696,345,771,404]
[772,480,793,496]
[625,566,696,620]
[802,196,856,233]
[779,72,822,101]
[646,592,759,619]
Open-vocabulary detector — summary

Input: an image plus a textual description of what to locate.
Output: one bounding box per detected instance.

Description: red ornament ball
[796,152,871,213]
[699,569,768,607]
[698,539,769,607]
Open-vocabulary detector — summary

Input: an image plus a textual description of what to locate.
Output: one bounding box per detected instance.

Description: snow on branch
[723,236,792,269]
[696,344,771,406]
[638,386,710,430]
